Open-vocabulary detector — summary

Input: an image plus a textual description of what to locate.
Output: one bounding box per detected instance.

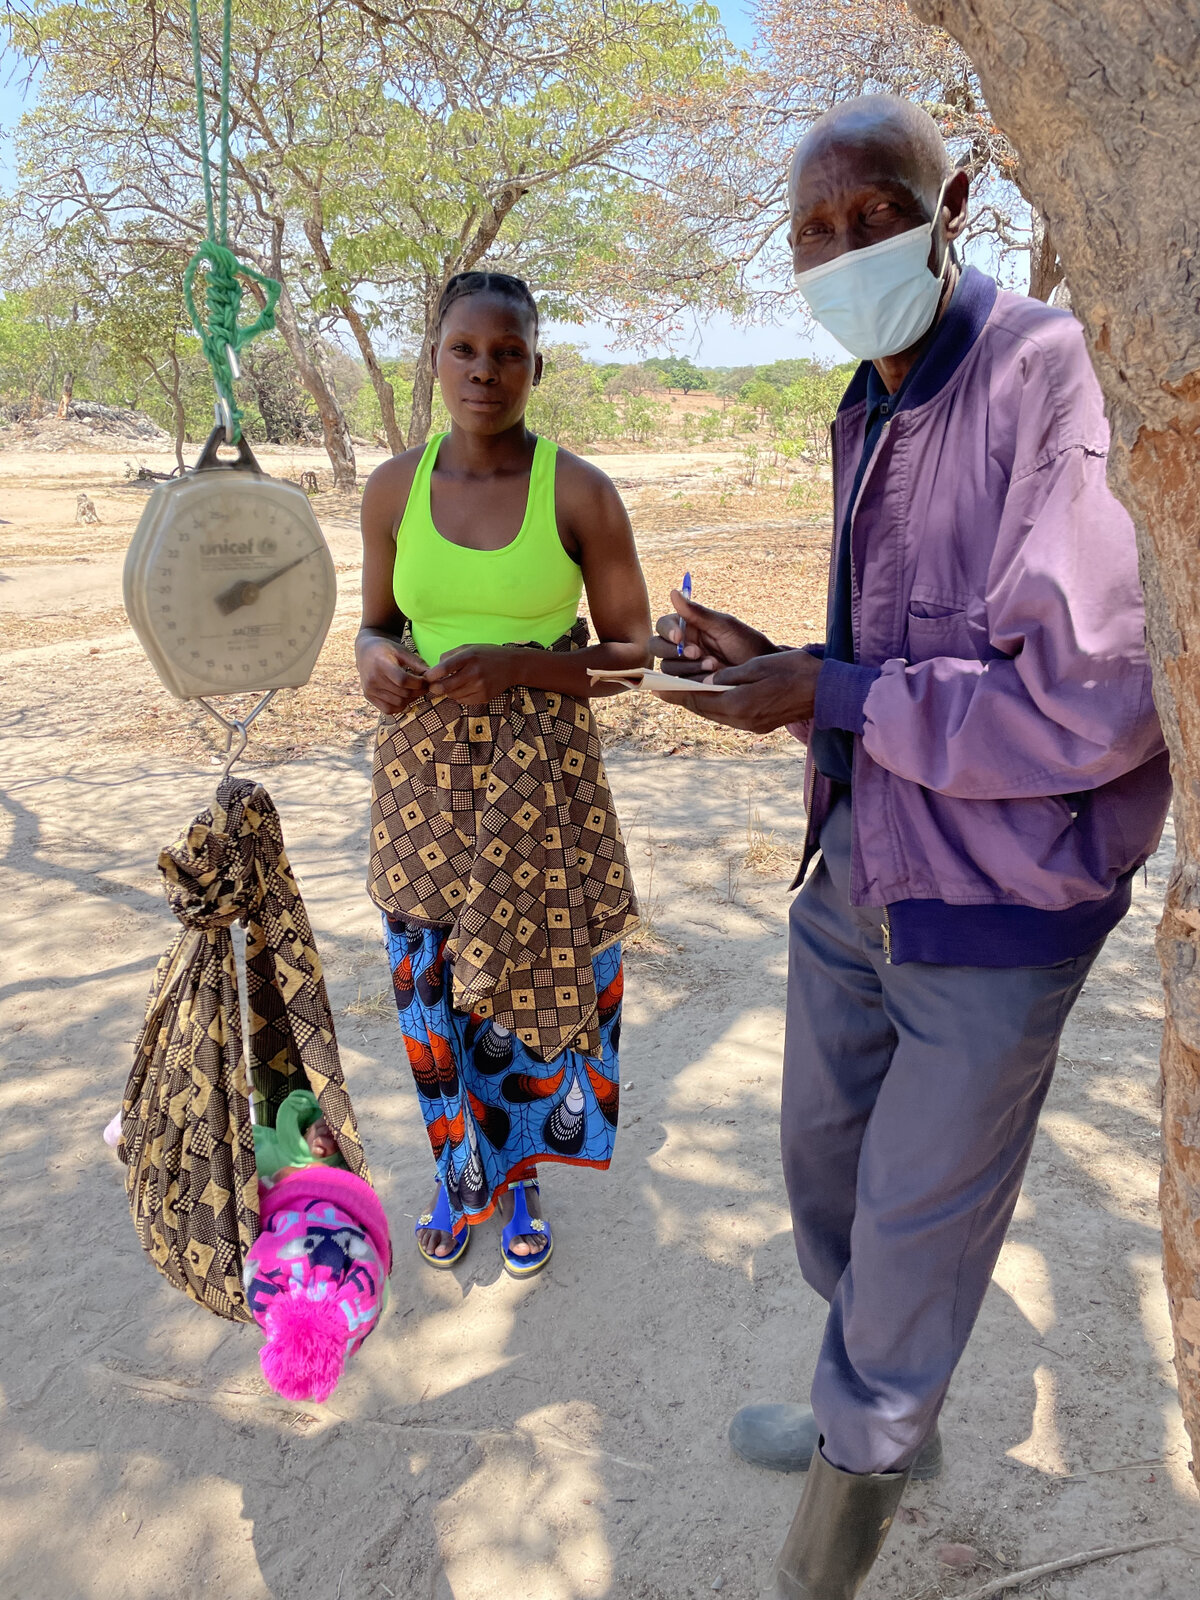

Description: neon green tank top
[392,432,583,666]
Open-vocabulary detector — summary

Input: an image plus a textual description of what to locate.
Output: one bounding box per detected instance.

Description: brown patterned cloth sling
[119,777,369,1322]
[369,622,638,1062]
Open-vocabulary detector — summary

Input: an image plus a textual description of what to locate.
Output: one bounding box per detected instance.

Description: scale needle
[215,549,317,614]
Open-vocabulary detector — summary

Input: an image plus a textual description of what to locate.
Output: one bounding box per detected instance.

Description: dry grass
[742,799,797,875]
[342,983,395,1020]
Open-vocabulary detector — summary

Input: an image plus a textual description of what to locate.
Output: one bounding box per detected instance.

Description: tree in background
[604,362,668,398]
[5,0,743,480]
[315,0,741,447]
[644,354,710,392]
[525,345,619,449]
[908,0,1200,1494]
[0,288,77,414]
[659,0,1057,319]
[51,224,206,470]
[7,0,364,484]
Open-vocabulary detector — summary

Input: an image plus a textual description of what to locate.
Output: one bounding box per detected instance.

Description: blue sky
[0,0,845,366]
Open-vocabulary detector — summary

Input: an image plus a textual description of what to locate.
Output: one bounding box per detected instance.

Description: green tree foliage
[4,0,744,478]
[644,354,710,392]
[0,290,66,409]
[526,345,618,449]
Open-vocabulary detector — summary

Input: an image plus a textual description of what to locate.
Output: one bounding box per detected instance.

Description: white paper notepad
[587,668,735,693]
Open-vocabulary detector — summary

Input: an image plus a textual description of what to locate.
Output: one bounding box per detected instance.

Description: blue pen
[677,571,692,656]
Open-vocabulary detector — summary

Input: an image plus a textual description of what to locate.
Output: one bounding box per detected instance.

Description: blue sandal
[415,1182,470,1269]
[501,1180,552,1278]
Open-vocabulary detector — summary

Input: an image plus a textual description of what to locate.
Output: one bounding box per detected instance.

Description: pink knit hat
[243,1168,392,1403]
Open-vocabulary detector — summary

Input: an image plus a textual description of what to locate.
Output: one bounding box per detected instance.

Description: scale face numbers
[124,457,338,701]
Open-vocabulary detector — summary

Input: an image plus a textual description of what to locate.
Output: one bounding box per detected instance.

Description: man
[655,95,1169,1599]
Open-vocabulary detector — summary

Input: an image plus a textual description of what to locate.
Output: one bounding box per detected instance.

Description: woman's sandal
[500,1179,552,1279]
[414,1181,470,1269]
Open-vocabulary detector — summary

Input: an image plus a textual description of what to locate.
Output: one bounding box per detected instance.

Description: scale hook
[195,689,279,784]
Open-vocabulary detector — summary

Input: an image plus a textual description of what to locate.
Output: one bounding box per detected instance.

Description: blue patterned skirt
[383,915,623,1232]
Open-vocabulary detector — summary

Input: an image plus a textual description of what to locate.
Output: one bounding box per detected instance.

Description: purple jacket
[797,269,1170,921]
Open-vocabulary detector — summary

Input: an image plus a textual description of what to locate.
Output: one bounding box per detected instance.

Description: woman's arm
[355,453,430,715]
[424,452,651,703]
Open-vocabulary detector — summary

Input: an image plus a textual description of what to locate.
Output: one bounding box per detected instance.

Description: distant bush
[528,344,619,447]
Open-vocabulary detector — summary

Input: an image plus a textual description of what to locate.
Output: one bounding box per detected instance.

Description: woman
[356,271,650,1277]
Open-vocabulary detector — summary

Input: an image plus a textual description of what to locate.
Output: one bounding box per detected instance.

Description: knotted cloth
[119,778,369,1322]
[368,626,638,1061]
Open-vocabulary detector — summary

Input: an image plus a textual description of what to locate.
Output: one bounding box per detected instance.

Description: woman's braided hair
[435,272,539,339]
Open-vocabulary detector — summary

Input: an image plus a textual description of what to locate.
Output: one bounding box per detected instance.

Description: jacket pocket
[905,597,989,663]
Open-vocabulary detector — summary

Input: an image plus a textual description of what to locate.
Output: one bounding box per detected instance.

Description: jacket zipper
[881,910,892,964]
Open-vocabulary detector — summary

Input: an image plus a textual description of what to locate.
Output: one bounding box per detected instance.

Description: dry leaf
[937,1543,978,1569]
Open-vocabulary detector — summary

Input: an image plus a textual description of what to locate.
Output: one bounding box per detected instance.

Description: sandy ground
[2,447,1198,1599]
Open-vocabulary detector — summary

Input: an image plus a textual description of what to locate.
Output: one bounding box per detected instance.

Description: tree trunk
[266,237,357,490]
[1027,209,1063,302]
[343,303,403,455]
[168,352,187,474]
[303,214,404,455]
[56,371,73,419]
[912,0,1200,1492]
[407,278,440,448]
[405,190,527,446]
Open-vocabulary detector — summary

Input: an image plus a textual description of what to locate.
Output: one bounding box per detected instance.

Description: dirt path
[1,728,1197,1599]
[1,444,1197,1598]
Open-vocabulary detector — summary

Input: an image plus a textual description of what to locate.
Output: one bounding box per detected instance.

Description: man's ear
[942,169,970,241]
[430,340,440,381]
[532,351,544,388]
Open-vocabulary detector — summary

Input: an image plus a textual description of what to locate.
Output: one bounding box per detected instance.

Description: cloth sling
[368,622,638,1062]
[119,777,369,1322]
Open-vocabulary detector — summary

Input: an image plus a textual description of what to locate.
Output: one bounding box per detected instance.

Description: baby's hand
[305,1117,338,1159]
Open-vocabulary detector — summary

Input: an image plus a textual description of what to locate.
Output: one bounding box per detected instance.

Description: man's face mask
[793,180,951,361]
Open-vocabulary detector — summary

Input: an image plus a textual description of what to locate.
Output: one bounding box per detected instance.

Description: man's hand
[651,589,777,680]
[654,648,822,732]
[424,645,516,705]
[356,634,428,715]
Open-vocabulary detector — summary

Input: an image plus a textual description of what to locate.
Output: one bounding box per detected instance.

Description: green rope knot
[186,0,281,443]
[183,240,281,443]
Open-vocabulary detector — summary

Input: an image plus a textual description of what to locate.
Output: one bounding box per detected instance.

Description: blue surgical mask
[793,181,950,360]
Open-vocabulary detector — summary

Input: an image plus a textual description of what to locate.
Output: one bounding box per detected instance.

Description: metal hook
[213,396,235,444]
[195,689,279,785]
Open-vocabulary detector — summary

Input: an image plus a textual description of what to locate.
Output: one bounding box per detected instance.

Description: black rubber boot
[730,1403,942,1480]
[773,1444,909,1600]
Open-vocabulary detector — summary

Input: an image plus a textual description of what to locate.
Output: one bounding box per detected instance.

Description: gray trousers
[783,798,1100,1475]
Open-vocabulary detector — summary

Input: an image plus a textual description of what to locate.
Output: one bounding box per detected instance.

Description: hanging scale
[122,0,336,768]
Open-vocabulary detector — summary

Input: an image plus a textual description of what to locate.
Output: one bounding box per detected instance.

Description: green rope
[185,0,281,442]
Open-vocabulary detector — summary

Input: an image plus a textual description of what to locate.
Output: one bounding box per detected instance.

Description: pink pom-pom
[259,1290,349,1403]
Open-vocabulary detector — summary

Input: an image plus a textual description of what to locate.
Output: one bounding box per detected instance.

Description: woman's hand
[356,633,428,715]
[424,645,517,705]
[651,589,778,679]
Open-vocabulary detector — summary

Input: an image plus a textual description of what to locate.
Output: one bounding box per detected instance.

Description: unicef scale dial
[124,430,337,702]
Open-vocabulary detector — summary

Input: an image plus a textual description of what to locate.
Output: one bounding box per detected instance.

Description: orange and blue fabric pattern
[383,915,624,1232]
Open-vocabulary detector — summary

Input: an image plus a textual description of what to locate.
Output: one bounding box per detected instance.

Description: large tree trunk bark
[913,0,1200,1492]
[1027,209,1063,303]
